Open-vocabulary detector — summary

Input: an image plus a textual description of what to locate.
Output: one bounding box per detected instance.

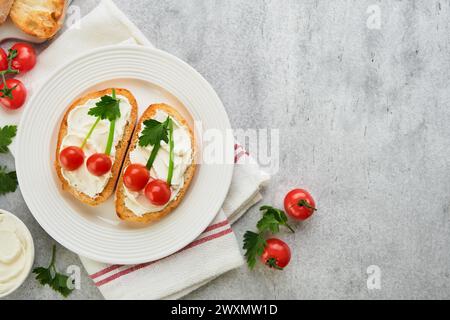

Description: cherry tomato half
[60,146,85,171]
[123,164,150,192]
[0,79,27,110]
[284,188,316,220]
[0,48,8,71]
[260,238,291,270]
[86,153,112,176]
[145,179,171,206]
[10,43,37,73]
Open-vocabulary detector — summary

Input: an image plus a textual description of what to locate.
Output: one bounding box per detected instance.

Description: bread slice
[10,0,66,39]
[55,88,138,206]
[115,104,196,224]
[0,0,14,25]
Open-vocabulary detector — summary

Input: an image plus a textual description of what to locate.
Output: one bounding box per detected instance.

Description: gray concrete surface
[1,0,450,299]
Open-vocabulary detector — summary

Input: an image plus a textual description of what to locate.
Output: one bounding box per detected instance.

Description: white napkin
[3,0,270,299]
[82,144,269,300]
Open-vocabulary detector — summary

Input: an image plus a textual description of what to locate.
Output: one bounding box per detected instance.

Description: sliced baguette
[55,88,138,206]
[0,0,14,25]
[10,0,66,39]
[115,104,196,224]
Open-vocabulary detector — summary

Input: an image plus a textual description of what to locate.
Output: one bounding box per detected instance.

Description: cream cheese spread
[0,213,33,296]
[60,95,131,197]
[123,110,193,216]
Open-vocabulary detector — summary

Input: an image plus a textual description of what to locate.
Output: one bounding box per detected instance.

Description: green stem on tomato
[166,118,174,185]
[265,258,283,270]
[298,199,317,211]
[80,117,100,149]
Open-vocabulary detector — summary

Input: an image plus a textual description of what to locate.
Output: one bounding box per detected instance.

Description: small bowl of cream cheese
[0,209,34,298]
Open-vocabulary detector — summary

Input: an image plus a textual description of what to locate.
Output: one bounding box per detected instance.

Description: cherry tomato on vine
[10,43,37,73]
[86,153,112,176]
[145,179,171,206]
[0,79,27,110]
[260,238,291,270]
[284,188,316,220]
[60,146,85,171]
[123,164,150,192]
[0,48,8,71]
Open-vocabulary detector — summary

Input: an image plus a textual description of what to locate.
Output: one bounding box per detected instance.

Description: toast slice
[10,0,66,39]
[115,104,196,224]
[55,88,138,206]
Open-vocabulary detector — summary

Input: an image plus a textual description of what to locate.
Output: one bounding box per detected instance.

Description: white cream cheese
[124,110,193,216]
[60,95,132,198]
[0,213,33,296]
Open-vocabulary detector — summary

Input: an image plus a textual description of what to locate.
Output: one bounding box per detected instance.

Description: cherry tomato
[0,48,7,71]
[145,179,171,206]
[86,153,112,176]
[284,188,316,220]
[60,146,85,171]
[260,238,291,270]
[0,79,27,110]
[123,164,150,192]
[10,43,37,73]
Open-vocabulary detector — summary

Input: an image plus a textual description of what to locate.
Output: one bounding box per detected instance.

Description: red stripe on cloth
[90,219,230,280]
[90,264,122,279]
[94,228,233,287]
[203,219,229,233]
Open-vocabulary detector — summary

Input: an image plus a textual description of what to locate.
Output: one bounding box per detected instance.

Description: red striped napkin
[80,144,269,299]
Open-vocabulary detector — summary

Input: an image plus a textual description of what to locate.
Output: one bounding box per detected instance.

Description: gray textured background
[1,0,450,299]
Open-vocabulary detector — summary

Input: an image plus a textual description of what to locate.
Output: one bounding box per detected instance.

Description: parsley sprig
[243,206,294,269]
[0,166,17,196]
[138,116,175,184]
[81,89,121,155]
[0,125,18,196]
[33,245,74,298]
[257,206,294,233]
[0,125,17,153]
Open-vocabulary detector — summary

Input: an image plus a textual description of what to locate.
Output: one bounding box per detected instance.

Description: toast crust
[55,88,138,206]
[10,0,66,39]
[115,104,196,224]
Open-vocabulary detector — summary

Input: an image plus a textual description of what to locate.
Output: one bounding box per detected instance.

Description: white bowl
[0,209,35,298]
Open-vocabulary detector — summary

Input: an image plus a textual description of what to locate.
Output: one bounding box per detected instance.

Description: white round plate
[16,45,234,264]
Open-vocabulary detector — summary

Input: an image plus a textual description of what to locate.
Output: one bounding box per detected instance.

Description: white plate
[15,45,234,264]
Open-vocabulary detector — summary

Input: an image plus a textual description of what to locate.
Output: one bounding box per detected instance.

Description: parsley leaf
[0,167,17,196]
[139,118,169,147]
[139,117,170,170]
[0,125,17,153]
[243,231,267,269]
[33,245,74,298]
[258,206,294,233]
[88,94,121,121]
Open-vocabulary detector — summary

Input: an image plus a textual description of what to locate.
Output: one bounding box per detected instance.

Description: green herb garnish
[81,89,121,155]
[0,125,17,153]
[33,245,74,298]
[0,166,17,196]
[139,116,175,184]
